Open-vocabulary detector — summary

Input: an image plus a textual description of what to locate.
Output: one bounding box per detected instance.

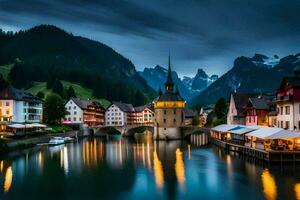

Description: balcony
[276,95,292,102]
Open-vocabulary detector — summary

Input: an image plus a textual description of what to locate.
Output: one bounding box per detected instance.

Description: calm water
[1,134,300,200]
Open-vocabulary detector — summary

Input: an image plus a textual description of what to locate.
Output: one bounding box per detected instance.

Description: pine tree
[66,86,76,99]
[43,94,67,124]
[52,79,64,97]
[36,91,45,99]
[214,97,227,119]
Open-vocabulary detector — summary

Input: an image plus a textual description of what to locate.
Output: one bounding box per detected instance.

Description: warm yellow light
[4,166,13,193]
[175,148,185,188]
[154,101,185,108]
[153,150,164,188]
[295,183,300,200]
[261,169,277,200]
[296,139,300,144]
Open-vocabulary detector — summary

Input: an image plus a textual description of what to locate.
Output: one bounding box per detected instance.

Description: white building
[105,102,132,126]
[105,102,154,127]
[0,86,43,125]
[276,69,300,130]
[63,98,85,124]
[62,98,106,127]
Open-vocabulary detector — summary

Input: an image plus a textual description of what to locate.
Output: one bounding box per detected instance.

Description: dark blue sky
[0,0,300,77]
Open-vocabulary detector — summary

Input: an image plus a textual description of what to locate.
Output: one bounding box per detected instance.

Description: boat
[48,137,65,146]
[64,137,75,143]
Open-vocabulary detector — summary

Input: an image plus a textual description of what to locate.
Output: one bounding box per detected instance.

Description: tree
[36,91,45,99]
[66,86,76,99]
[214,97,227,119]
[0,74,8,91]
[9,63,28,88]
[52,79,64,97]
[43,94,67,124]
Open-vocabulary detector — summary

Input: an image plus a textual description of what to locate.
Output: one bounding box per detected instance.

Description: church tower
[154,55,185,140]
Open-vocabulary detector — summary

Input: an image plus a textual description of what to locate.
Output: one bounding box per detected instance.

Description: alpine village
[0,24,300,199]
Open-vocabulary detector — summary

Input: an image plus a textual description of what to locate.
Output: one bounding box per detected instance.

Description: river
[0,134,300,200]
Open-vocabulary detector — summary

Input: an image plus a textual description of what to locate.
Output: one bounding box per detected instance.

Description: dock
[209,137,300,162]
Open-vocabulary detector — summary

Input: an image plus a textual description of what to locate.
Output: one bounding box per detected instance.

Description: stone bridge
[90,124,210,138]
[92,124,154,137]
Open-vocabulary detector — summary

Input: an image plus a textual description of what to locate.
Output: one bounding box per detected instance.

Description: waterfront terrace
[210,124,300,162]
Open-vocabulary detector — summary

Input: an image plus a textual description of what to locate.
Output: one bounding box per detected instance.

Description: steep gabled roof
[111,101,135,112]
[248,98,269,110]
[231,93,259,116]
[0,86,41,103]
[157,91,184,101]
[70,98,95,110]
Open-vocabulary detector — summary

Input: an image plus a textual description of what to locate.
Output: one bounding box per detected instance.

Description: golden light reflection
[83,139,103,168]
[174,148,185,189]
[261,169,277,200]
[0,160,3,172]
[188,144,191,160]
[4,166,12,193]
[153,150,164,188]
[38,151,44,170]
[295,183,300,200]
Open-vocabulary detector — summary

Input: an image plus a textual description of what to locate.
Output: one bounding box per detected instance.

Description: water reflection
[261,169,277,200]
[4,166,12,193]
[153,150,164,188]
[2,134,300,199]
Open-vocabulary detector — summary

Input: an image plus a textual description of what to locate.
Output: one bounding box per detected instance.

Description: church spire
[165,53,174,92]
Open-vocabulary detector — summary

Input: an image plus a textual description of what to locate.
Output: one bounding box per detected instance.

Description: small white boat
[64,137,75,143]
[49,137,65,146]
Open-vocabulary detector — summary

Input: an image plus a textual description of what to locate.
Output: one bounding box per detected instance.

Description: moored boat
[64,137,75,143]
[48,137,65,146]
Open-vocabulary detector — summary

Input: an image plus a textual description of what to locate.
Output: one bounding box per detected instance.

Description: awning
[228,126,257,135]
[30,123,47,128]
[7,124,25,129]
[265,130,300,139]
[211,124,239,132]
[246,127,283,139]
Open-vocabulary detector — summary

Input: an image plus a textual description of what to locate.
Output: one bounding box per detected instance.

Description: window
[298,121,300,130]
[281,121,283,128]
[285,106,290,115]
[280,106,283,115]
[173,109,176,114]
[285,121,290,129]
[5,102,9,107]
[164,110,167,115]
[163,119,166,123]
[68,117,71,121]
[73,106,76,109]
[6,110,9,115]
[79,118,82,121]
[74,111,77,115]
[23,108,26,113]
[173,118,176,123]
[69,106,71,110]
[73,117,76,121]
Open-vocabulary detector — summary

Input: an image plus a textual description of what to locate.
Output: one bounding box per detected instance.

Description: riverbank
[0,131,78,154]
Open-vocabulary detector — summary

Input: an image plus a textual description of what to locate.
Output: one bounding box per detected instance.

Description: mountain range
[189,53,300,106]
[139,66,218,100]
[0,25,156,106]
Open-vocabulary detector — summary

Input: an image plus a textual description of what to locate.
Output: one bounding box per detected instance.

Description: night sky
[0,0,300,77]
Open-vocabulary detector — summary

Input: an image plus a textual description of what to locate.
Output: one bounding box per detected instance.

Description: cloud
[0,0,300,77]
